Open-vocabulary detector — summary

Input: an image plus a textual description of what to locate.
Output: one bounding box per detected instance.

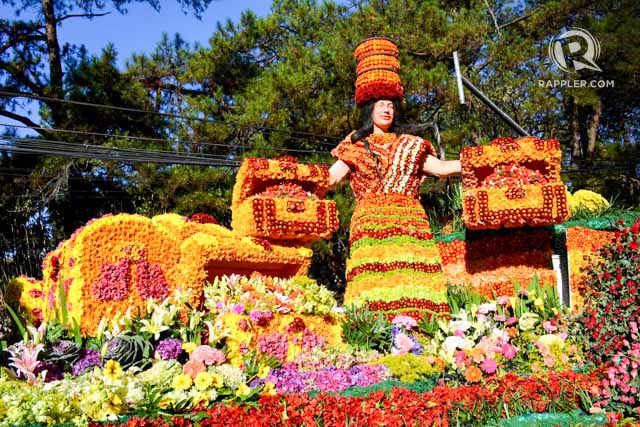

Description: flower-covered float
[1,149,639,426]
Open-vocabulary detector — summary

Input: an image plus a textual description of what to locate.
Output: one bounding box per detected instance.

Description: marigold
[464,365,483,383]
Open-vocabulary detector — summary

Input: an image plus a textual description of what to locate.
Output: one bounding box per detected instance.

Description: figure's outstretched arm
[422,155,461,178]
[329,160,350,187]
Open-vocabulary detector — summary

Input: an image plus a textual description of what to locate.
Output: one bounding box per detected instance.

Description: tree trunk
[42,0,64,126]
[566,97,582,165]
[586,102,602,162]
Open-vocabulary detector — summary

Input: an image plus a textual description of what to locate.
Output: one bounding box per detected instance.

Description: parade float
[1,142,639,426]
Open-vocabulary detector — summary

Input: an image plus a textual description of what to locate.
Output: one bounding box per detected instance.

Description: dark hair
[350,99,402,143]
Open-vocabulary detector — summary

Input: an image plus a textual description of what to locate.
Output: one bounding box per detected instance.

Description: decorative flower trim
[231,156,330,212]
[354,37,399,61]
[347,261,441,282]
[352,286,450,306]
[349,244,441,266]
[463,184,570,229]
[437,229,557,299]
[350,235,436,252]
[152,213,233,241]
[566,226,616,311]
[461,137,568,230]
[232,197,338,243]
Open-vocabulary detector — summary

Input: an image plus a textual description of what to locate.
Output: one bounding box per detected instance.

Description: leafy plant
[341,305,393,353]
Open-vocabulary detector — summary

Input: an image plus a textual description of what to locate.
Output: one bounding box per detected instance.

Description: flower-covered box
[461,137,570,230]
[231,156,339,242]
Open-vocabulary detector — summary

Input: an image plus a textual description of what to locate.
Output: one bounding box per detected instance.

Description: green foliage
[104,335,153,371]
[341,304,393,353]
[447,283,484,315]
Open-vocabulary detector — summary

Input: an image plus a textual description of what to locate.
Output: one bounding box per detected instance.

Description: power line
[1,136,241,166]
[0,123,330,155]
[0,90,342,146]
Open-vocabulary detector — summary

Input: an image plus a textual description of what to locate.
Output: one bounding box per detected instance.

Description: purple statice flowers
[263,363,390,393]
[71,349,102,377]
[155,338,183,360]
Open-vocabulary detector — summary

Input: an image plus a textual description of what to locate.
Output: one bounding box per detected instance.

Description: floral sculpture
[438,228,557,299]
[461,136,570,229]
[10,157,339,336]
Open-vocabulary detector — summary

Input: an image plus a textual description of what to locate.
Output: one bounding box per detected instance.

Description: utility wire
[0,90,342,146]
[0,136,240,166]
[0,123,331,154]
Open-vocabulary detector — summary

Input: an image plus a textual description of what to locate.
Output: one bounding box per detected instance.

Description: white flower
[441,336,471,353]
[139,319,169,340]
[478,303,497,314]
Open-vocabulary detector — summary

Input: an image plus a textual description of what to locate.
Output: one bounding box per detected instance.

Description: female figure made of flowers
[329,37,461,320]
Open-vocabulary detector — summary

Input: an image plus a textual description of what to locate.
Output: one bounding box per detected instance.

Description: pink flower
[182,360,206,379]
[542,320,557,333]
[497,296,509,306]
[232,303,245,314]
[505,317,518,326]
[481,358,497,374]
[501,343,517,360]
[6,342,44,384]
[392,315,418,330]
[453,329,465,337]
[494,315,506,322]
[454,350,468,368]
[543,356,555,367]
[191,345,226,366]
[393,332,415,355]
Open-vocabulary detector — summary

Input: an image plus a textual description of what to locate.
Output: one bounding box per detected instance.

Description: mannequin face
[371,100,395,133]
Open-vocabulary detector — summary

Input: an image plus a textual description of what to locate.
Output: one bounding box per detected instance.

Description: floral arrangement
[461,136,570,229]
[438,228,557,299]
[231,156,338,242]
[2,268,631,425]
[353,37,403,106]
[579,217,640,417]
[7,212,317,337]
[569,189,611,214]
[566,226,616,311]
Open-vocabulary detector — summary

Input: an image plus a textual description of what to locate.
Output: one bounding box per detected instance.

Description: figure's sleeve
[330,133,359,170]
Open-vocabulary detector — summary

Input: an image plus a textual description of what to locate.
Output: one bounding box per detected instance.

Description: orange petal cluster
[438,228,557,299]
[566,226,616,311]
[461,137,570,230]
[231,156,338,243]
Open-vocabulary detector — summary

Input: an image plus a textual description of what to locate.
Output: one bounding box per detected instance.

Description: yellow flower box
[461,137,570,230]
[231,156,339,242]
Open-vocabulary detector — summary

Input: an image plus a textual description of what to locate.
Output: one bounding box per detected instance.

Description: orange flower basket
[231,156,339,242]
[461,137,570,230]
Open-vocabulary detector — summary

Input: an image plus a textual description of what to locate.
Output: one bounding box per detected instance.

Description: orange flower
[464,366,483,383]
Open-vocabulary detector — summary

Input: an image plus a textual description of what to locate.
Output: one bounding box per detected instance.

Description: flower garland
[461,137,570,229]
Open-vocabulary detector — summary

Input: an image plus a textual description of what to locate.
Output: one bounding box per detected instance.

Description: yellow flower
[211,373,224,388]
[182,342,197,353]
[257,365,271,379]
[159,397,176,409]
[235,383,251,397]
[172,373,193,391]
[262,381,277,396]
[191,393,209,407]
[534,298,544,309]
[108,392,122,407]
[194,371,213,391]
[103,360,123,380]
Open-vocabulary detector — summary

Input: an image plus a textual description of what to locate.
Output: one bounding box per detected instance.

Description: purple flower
[249,309,273,326]
[34,361,64,382]
[156,338,183,360]
[71,349,102,377]
[232,303,245,314]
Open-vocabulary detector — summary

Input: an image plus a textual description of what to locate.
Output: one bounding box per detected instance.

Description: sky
[0,0,273,133]
[1,0,273,67]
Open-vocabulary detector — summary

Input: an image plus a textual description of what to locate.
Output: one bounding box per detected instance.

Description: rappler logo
[548,27,601,73]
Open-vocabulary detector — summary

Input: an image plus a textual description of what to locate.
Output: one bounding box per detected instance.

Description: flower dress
[331,132,449,320]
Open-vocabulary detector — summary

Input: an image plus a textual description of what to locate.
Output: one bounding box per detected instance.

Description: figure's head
[371,99,395,133]
[351,98,401,142]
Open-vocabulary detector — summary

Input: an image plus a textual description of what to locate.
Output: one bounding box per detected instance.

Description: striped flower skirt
[344,194,450,320]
